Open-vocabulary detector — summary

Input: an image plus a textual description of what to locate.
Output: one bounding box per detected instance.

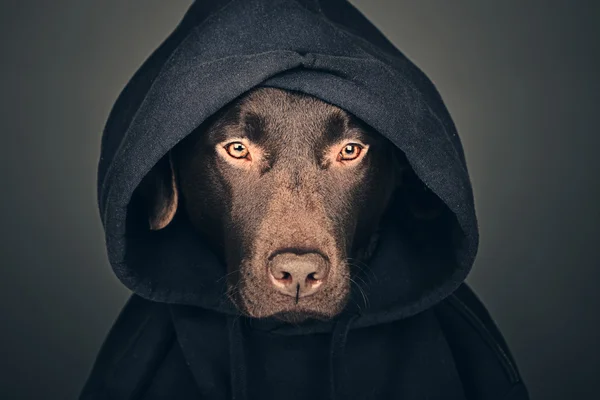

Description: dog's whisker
[347,265,375,287]
[349,277,369,309]
[348,271,370,288]
[346,257,373,274]
[216,269,239,283]
[346,258,378,284]
[346,257,373,272]
[347,294,364,312]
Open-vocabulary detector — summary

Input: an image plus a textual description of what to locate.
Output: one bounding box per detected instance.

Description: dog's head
[137,87,422,322]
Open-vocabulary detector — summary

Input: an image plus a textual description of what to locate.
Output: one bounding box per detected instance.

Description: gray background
[1,0,598,398]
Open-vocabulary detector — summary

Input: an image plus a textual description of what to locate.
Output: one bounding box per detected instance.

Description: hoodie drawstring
[329,314,358,400]
[227,313,357,400]
[227,315,248,400]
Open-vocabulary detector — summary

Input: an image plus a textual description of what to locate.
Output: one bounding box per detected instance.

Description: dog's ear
[136,151,179,230]
[392,149,444,221]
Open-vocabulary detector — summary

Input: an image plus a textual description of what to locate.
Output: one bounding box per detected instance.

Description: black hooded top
[81,1,529,399]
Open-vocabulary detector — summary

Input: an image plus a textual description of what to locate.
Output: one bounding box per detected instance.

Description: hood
[97,0,478,332]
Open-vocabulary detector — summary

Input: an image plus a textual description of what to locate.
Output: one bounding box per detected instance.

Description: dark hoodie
[81,1,529,399]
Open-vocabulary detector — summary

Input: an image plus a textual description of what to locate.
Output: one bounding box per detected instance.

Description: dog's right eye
[225,142,251,159]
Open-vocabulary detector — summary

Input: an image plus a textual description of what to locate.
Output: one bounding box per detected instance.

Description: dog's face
[139,87,404,322]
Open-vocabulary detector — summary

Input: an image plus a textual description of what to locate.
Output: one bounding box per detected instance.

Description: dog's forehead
[199,87,378,151]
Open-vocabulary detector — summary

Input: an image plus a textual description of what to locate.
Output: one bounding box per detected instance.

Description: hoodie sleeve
[435,284,530,400]
[79,295,176,400]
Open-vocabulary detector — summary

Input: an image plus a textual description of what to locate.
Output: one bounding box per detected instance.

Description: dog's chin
[233,289,349,323]
[243,304,343,324]
[271,310,333,324]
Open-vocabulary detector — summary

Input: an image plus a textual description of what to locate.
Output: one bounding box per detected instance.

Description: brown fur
[140,87,409,322]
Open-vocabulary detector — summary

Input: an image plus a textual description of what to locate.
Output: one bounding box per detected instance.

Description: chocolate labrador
[137,87,437,323]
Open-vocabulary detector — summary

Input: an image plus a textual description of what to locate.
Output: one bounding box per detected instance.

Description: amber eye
[225,142,250,159]
[337,143,363,161]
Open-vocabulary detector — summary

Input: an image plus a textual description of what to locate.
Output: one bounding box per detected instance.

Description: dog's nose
[268,252,328,299]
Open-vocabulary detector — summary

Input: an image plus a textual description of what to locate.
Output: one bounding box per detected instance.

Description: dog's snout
[268,252,328,299]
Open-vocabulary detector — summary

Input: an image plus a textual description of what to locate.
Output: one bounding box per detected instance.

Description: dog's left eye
[337,143,363,161]
[225,142,250,159]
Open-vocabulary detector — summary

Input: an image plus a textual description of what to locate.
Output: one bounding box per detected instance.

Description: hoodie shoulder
[434,284,529,400]
[79,295,176,400]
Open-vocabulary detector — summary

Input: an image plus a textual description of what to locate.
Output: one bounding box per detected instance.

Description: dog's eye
[225,142,250,159]
[337,143,363,161]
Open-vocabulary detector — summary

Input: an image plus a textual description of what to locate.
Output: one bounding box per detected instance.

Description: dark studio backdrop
[1,1,598,398]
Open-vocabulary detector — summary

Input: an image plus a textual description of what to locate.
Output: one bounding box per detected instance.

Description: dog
[136,87,438,323]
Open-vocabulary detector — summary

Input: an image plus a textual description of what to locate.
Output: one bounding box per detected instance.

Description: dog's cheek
[231,258,272,318]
